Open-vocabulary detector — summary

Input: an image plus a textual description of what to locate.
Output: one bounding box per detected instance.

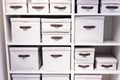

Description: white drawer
[29,0,49,3]
[75,61,93,71]
[50,3,71,13]
[11,18,41,43]
[42,74,69,80]
[75,16,104,43]
[6,0,26,3]
[12,75,40,80]
[101,4,120,13]
[10,47,40,71]
[42,47,70,71]
[28,3,49,13]
[42,33,70,43]
[41,18,71,32]
[77,4,98,13]
[75,48,95,62]
[6,4,27,13]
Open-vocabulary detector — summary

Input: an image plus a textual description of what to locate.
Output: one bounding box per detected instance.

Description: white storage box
[29,0,49,3]
[50,3,71,13]
[77,0,98,13]
[75,61,94,71]
[50,0,71,3]
[12,75,40,80]
[75,16,104,43]
[11,18,41,43]
[75,48,95,62]
[28,3,49,13]
[42,47,71,71]
[41,18,71,32]
[42,33,70,43]
[10,47,41,71]
[5,0,26,3]
[75,75,102,80]
[42,74,69,80]
[6,4,27,13]
[96,56,117,70]
[101,2,120,13]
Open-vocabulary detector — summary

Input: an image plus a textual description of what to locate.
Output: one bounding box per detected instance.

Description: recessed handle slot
[81,6,94,9]
[106,6,118,9]
[10,6,22,10]
[51,36,63,41]
[50,24,63,28]
[79,53,91,57]
[32,6,45,9]
[18,55,30,58]
[83,26,96,29]
[54,6,66,10]
[51,54,63,58]
[78,65,90,68]
[101,65,113,68]
[19,26,31,31]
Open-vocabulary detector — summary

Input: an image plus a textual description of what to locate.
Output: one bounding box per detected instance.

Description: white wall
[0,0,7,80]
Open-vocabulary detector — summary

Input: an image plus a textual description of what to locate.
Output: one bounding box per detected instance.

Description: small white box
[42,47,71,71]
[10,47,41,71]
[5,0,26,3]
[29,0,49,3]
[75,75,102,80]
[41,18,71,32]
[75,61,94,71]
[12,75,40,80]
[42,33,70,43]
[75,16,104,43]
[50,3,71,13]
[42,74,69,80]
[75,48,95,62]
[11,18,41,43]
[6,4,27,13]
[28,3,49,13]
[96,56,117,71]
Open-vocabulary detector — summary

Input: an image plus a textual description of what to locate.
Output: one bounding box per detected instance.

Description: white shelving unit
[2,0,120,80]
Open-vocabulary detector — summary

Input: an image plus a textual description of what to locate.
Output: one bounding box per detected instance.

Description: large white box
[50,3,71,13]
[75,75,102,80]
[42,74,69,80]
[75,16,104,43]
[10,47,41,71]
[5,0,26,3]
[11,18,41,43]
[28,3,49,13]
[42,33,70,43]
[12,75,40,80]
[41,18,71,32]
[75,48,95,62]
[96,56,117,70]
[6,4,27,13]
[42,47,71,71]
[75,61,94,71]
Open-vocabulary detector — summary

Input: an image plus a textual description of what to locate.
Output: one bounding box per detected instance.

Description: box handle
[50,24,63,28]
[101,65,113,68]
[83,26,96,29]
[78,65,89,68]
[106,6,118,9]
[32,6,45,9]
[51,54,63,58]
[18,55,30,58]
[81,6,94,9]
[19,26,31,31]
[51,36,63,41]
[10,6,22,10]
[79,53,91,57]
[54,6,66,10]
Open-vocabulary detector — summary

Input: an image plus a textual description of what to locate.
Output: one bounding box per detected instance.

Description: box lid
[42,33,70,35]
[75,48,95,52]
[75,16,105,20]
[75,61,94,64]
[77,0,98,4]
[102,0,120,4]
[42,74,69,77]
[41,18,71,23]
[11,18,40,22]
[42,47,71,51]
[96,55,117,63]
[75,75,102,79]
[12,75,40,78]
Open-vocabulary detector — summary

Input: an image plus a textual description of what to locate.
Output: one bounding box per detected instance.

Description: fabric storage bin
[29,0,49,3]
[28,3,49,13]
[42,47,71,71]
[101,0,120,13]
[77,0,98,13]
[5,0,26,3]
[11,18,41,43]
[75,75,102,80]
[42,33,70,43]
[41,18,71,32]
[6,4,27,13]
[12,75,41,80]
[50,3,71,13]
[96,56,117,70]
[75,61,94,71]
[75,16,104,43]
[75,48,95,62]
[42,74,69,80]
[10,47,41,71]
